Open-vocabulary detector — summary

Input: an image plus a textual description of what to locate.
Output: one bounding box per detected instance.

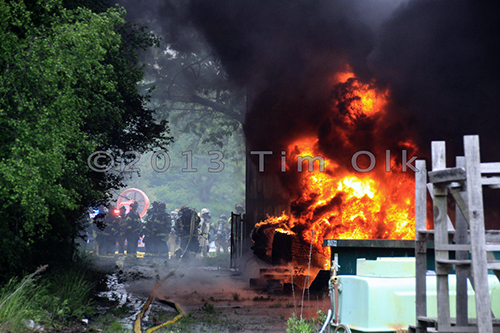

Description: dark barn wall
[245,155,291,253]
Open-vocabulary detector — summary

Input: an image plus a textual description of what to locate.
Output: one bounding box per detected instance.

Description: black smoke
[187,0,500,159]
[189,0,376,152]
[187,0,500,227]
[368,0,500,162]
[116,0,500,225]
[188,0,419,198]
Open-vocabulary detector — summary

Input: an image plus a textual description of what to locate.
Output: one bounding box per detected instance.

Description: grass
[0,273,94,331]
[285,310,328,333]
[0,251,107,332]
[0,277,39,332]
[106,318,129,333]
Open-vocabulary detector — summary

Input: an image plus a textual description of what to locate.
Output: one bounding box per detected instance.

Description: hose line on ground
[145,296,185,333]
[133,211,197,333]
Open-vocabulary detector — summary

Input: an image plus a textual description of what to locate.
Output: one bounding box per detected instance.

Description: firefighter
[174,206,200,259]
[112,205,127,254]
[95,206,117,255]
[215,214,230,255]
[198,208,211,257]
[125,201,142,256]
[144,201,171,256]
[169,209,179,257]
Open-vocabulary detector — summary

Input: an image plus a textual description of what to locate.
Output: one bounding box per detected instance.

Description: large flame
[254,71,416,265]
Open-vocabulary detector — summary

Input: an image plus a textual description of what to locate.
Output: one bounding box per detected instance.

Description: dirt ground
[94,253,332,332]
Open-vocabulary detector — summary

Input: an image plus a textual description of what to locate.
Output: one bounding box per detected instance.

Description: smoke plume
[117,0,500,226]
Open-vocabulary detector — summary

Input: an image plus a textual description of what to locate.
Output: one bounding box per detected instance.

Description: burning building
[94,0,500,289]
[245,70,418,286]
[186,0,500,286]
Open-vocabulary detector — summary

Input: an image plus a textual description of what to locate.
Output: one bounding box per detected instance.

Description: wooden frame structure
[414,135,500,333]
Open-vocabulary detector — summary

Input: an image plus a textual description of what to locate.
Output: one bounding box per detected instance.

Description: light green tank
[333,257,500,332]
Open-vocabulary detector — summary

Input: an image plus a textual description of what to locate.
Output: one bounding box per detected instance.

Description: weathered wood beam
[428,167,466,184]
[431,140,451,328]
[464,135,493,333]
[415,159,428,331]
[454,156,469,327]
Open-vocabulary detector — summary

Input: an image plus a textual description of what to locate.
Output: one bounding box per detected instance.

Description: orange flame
[254,71,416,264]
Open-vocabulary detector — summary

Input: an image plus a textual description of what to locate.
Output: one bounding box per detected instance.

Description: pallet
[414,135,500,333]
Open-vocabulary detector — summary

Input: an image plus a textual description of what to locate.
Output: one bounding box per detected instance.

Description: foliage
[0,0,171,282]
[0,277,39,332]
[0,261,96,331]
[117,0,246,143]
[286,313,314,333]
[286,310,328,333]
[108,0,247,218]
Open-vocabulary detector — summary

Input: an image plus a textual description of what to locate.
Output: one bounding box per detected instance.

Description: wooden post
[454,156,469,327]
[415,160,428,333]
[463,135,493,333]
[431,141,451,328]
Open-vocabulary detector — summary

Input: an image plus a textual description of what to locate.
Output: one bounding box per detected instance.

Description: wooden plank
[434,244,470,251]
[436,259,471,266]
[455,156,469,327]
[433,326,479,333]
[428,167,466,184]
[480,162,500,174]
[430,326,500,333]
[481,177,500,186]
[464,135,493,333]
[487,262,500,270]
[415,160,428,330]
[417,317,500,325]
[415,160,427,232]
[486,231,500,243]
[431,141,451,328]
[485,245,500,251]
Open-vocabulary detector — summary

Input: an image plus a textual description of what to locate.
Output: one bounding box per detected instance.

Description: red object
[116,188,150,217]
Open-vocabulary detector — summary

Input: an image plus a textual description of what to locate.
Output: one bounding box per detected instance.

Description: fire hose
[318,262,351,333]
[133,211,197,333]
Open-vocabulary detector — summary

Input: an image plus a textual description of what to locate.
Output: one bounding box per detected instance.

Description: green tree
[99,1,248,220]
[0,0,171,281]
[115,0,246,141]
[127,122,245,219]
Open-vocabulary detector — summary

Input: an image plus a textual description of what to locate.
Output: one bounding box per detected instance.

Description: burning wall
[188,1,420,270]
[185,0,500,270]
[247,71,417,269]
[186,1,500,265]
